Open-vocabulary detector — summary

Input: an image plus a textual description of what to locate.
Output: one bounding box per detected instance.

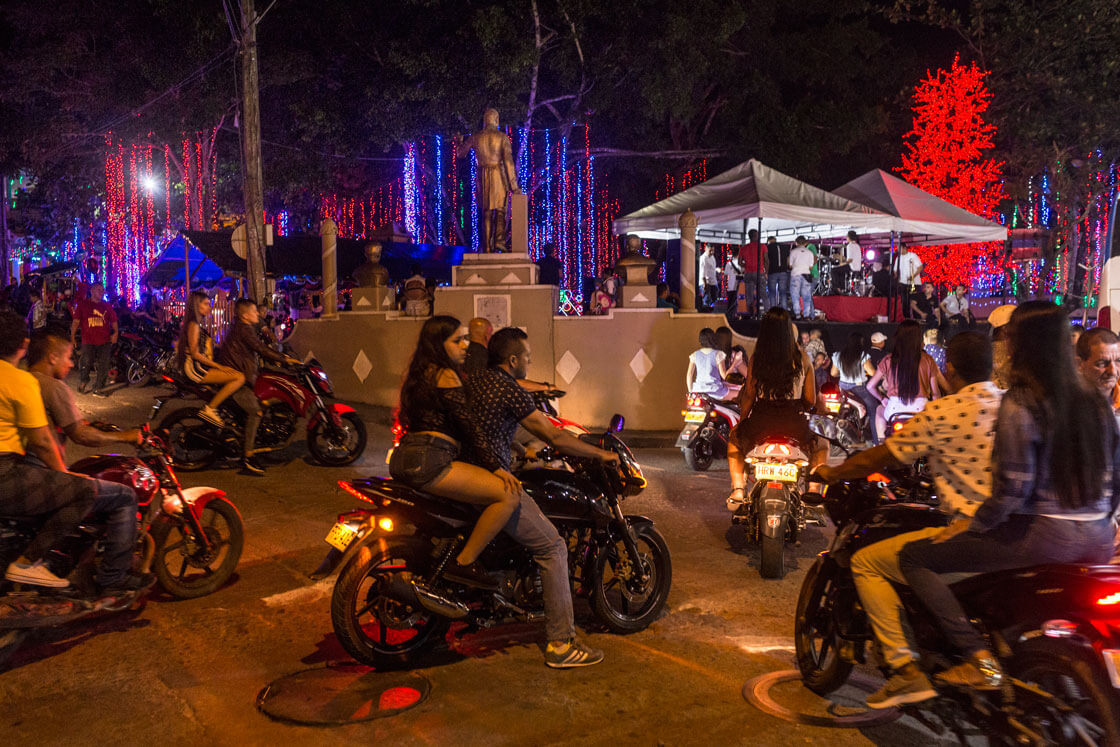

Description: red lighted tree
[898,55,1006,288]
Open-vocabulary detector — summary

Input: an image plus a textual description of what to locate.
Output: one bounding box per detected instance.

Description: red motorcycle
[0,426,244,666]
[153,360,367,470]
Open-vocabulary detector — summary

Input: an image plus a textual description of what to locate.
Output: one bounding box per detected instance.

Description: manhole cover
[256,662,431,726]
[742,669,901,728]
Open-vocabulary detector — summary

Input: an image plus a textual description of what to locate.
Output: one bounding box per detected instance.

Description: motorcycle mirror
[609,414,625,433]
[808,415,835,439]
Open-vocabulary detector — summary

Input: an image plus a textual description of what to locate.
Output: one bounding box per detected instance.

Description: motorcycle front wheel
[156,407,221,471]
[794,556,854,695]
[1013,639,1120,745]
[331,541,449,669]
[308,412,367,466]
[589,523,672,633]
[151,497,244,598]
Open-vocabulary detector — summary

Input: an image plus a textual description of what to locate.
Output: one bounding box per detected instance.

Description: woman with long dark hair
[177,291,244,427]
[898,301,1120,688]
[830,332,879,443]
[866,319,948,440]
[726,307,827,507]
[389,315,519,582]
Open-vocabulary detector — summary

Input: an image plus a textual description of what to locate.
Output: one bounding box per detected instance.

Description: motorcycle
[152,360,367,469]
[794,425,1120,742]
[818,382,873,452]
[0,426,244,665]
[315,414,672,669]
[730,418,828,579]
[677,392,740,471]
[530,388,588,436]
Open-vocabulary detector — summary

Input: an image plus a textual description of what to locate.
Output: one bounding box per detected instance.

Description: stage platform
[729,317,899,352]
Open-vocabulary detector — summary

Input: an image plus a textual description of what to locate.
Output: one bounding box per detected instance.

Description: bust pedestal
[351,286,396,311]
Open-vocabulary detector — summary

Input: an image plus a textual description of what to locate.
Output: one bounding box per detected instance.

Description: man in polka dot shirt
[814,331,1002,709]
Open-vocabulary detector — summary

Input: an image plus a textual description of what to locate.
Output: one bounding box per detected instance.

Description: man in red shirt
[70,283,118,396]
[737,228,766,317]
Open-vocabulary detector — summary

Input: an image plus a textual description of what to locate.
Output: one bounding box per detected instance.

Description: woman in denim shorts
[389,316,520,583]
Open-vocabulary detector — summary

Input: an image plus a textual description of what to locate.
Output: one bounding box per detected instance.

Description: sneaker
[5,560,70,588]
[240,456,266,476]
[197,406,225,427]
[98,572,157,596]
[935,653,1003,690]
[866,662,937,709]
[546,637,604,669]
[444,559,499,589]
[91,389,109,398]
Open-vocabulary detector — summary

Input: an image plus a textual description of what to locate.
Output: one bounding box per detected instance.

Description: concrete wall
[287,277,753,431]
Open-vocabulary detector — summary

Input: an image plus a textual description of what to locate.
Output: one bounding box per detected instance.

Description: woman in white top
[686,327,731,400]
[830,332,880,444]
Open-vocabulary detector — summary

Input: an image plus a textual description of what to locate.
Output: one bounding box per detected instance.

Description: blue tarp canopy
[143,231,466,289]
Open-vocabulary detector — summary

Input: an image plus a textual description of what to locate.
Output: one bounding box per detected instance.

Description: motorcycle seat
[349,477,478,518]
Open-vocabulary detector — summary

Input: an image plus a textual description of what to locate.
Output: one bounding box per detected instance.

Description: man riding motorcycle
[0,312,142,592]
[814,331,1002,708]
[466,326,620,668]
[217,298,300,475]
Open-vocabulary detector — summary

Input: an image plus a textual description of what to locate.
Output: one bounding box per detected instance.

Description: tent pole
[756,217,763,319]
[888,231,897,322]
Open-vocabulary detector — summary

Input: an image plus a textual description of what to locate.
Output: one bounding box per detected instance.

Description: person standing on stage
[833,231,863,294]
[738,229,766,317]
[894,247,924,317]
[789,236,817,321]
[766,236,790,311]
[722,253,743,316]
[699,244,719,311]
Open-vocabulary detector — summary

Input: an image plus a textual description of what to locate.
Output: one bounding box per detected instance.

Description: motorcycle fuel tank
[519,469,607,522]
[254,372,312,415]
[69,454,159,507]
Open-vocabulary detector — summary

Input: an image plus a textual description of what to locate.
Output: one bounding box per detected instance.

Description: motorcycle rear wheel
[156,407,221,471]
[759,531,786,579]
[589,523,672,633]
[682,439,713,471]
[331,541,449,668]
[308,412,367,467]
[794,557,854,695]
[152,497,244,598]
[1013,639,1120,745]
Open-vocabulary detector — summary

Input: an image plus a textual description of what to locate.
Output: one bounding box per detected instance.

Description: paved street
[2,382,953,746]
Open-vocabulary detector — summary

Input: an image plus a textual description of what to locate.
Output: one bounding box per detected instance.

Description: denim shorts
[389,433,460,488]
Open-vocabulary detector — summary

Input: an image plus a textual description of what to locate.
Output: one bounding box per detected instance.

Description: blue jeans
[91,479,139,586]
[899,514,1113,655]
[504,493,575,642]
[768,272,789,311]
[790,273,814,318]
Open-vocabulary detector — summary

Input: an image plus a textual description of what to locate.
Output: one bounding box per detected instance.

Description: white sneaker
[197,406,225,427]
[5,560,70,588]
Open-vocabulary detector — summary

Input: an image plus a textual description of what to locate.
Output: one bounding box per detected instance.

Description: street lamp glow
[141,175,158,193]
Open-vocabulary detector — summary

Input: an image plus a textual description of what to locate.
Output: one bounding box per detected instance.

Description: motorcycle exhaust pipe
[385,576,470,620]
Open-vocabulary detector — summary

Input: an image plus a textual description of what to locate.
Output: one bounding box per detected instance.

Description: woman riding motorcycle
[726,307,827,508]
[866,319,948,440]
[388,315,519,585]
[898,301,1120,689]
[830,332,880,444]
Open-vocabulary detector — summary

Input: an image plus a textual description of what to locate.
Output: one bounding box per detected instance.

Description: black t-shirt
[537,257,562,286]
[463,341,488,378]
[465,367,537,471]
[767,243,789,274]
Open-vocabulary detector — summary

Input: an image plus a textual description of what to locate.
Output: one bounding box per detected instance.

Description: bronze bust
[353,242,391,287]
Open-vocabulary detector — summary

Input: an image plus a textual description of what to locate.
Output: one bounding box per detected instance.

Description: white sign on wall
[474,294,511,330]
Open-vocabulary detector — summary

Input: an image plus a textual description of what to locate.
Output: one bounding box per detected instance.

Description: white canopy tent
[611,159,891,243]
[833,169,1007,245]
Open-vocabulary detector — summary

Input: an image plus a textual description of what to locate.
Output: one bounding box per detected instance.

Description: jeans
[899,514,1114,655]
[839,382,881,445]
[851,527,945,668]
[232,385,264,457]
[742,273,765,315]
[768,272,789,311]
[90,479,140,586]
[790,273,814,318]
[702,284,718,310]
[504,492,575,642]
[79,342,112,391]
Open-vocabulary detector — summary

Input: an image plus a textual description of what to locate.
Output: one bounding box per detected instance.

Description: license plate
[755,462,799,482]
[325,522,359,551]
[824,401,841,413]
[684,411,706,423]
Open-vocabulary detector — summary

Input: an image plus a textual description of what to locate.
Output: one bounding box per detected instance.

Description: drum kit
[816,250,875,296]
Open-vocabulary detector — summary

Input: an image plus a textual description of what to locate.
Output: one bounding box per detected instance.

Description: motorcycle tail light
[891,421,907,432]
[338,480,376,505]
[763,443,791,456]
[1097,591,1120,606]
[866,473,890,484]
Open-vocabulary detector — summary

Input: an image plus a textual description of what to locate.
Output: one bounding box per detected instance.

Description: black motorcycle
[818,382,872,452]
[795,453,1120,742]
[677,393,739,472]
[316,415,672,669]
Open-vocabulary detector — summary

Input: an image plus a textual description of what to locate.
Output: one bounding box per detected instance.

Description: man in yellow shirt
[0,310,115,588]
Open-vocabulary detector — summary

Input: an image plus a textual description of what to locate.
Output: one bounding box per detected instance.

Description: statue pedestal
[452,252,538,286]
[351,286,396,311]
[621,284,657,309]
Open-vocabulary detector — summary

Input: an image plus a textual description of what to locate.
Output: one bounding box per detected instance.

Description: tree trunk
[240,0,267,302]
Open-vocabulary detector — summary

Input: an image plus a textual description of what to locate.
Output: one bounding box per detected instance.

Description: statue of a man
[457,108,521,253]
[352,242,390,287]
